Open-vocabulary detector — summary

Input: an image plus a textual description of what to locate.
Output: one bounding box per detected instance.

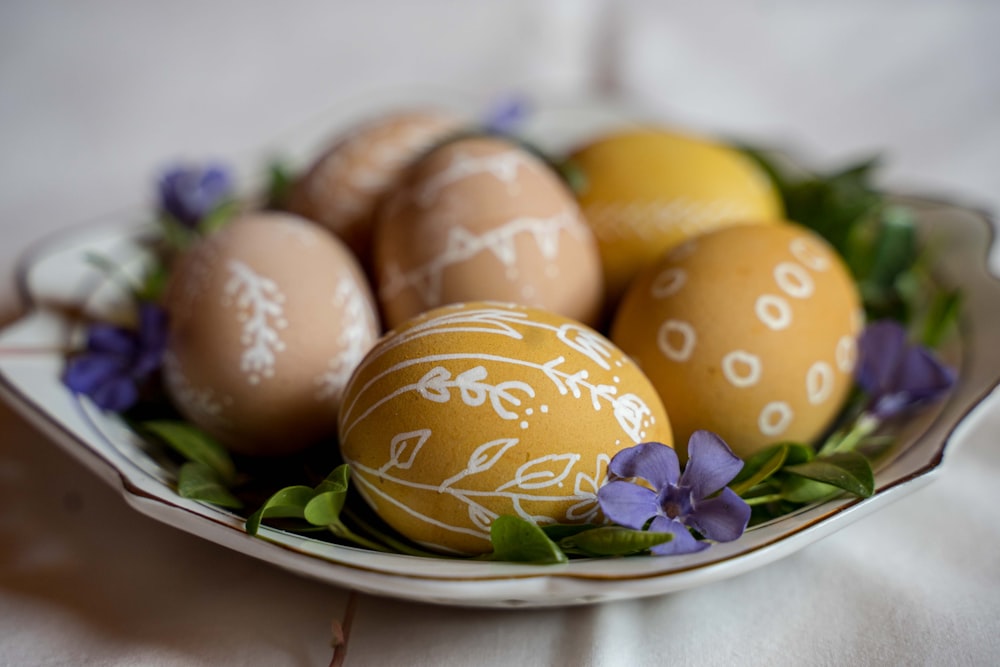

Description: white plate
[2,98,999,608]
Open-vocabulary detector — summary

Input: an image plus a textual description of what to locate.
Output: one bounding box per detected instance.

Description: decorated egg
[163,212,380,457]
[568,127,784,301]
[288,110,463,260]
[611,223,862,460]
[372,136,604,329]
[338,301,672,555]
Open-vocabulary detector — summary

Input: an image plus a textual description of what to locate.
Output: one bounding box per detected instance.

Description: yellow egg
[610,223,862,460]
[289,110,463,260]
[338,301,672,555]
[163,212,380,457]
[372,136,604,330]
[569,128,784,302]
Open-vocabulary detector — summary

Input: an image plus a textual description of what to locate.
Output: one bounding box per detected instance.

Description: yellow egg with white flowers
[568,127,784,302]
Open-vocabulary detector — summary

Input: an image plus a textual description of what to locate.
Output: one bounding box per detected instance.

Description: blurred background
[1,2,998,664]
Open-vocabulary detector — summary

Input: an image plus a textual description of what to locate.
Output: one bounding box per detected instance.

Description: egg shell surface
[338,301,672,555]
[163,212,380,457]
[569,128,784,302]
[289,110,463,260]
[611,223,862,460]
[373,136,604,329]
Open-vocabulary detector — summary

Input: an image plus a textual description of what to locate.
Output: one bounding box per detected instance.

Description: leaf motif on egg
[338,302,672,554]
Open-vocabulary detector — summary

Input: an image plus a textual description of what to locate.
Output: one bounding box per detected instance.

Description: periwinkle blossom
[158,164,232,228]
[598,432,751,555]
[481,95,530,136]
[856,320,956,419]
[63,303,169,412]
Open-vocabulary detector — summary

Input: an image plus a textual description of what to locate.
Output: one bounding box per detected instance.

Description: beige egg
[611,223,862,460]
[289,110,463,260]
[163,212,380,457]
[338,301,672,555]
[372,136,604,330]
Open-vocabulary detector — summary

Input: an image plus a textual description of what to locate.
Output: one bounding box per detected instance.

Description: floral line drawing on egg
[415,365,534,421]
[314,279,378,401]
[340,306,657,444]
[343,434,612,548]
[222,260,288,385]
[162,350,234,425]
[377,209,585,307]
[582,198,756,242]
[415,148,545,206]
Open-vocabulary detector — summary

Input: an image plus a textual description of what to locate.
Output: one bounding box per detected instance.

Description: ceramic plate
[2,98,999,608]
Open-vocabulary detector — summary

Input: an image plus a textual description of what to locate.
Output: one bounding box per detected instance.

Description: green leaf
[177,461,242,508]
[303,490,348,526]
[779,475,840,504]
[265,161,295,210]
[559,526,673,557]
[540,523,599,542]
[140,420,236,483]
[731,443,791,495]
[784,451,875,498]
[198,200,238,235]
[919,288,963,349]
[314,464,350,495]
[159,214,197,250]
[486,515,567,564]
[244,485,315,536]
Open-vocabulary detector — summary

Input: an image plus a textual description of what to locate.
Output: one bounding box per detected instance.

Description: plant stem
[743,493,784,506]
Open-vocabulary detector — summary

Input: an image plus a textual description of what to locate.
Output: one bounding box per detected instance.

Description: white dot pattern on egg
[164,212,380,457]
[338,301,671,555]
[611,223,862,459]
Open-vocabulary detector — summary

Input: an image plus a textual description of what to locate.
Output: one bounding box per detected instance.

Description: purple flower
[481,95,530,135]
[597,432,751,555]
[856,320,956,419]
[158,164,232,228]
[63,303,169,412]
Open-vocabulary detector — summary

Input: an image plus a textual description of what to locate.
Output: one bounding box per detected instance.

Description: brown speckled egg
[611,223,862,460]
[338,301,671,555]
[372,136,604,330]
[163,212,380,457]
[288,110,463,260]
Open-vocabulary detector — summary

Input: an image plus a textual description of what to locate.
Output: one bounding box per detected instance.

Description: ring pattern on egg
[755,294,792,330]
[789,236,831,271]
[657,319,697,362]
[806,361,835,405]
[836,335,858,373]
[722,350,763,388]
[758,401,794,437]
[650,268,687,299]
[774,262,814,298]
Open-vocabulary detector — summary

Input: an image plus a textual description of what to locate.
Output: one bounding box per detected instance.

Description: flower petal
[688,487,751,543]
[679,431,744,499]
[133,304,169,377]
[607,442,679,490]
[596,480,660,530]
[856,320,906,396]
[86,323,138,356]
[63,353,130,394]
[647,515,709,555]
[89,375,139,412]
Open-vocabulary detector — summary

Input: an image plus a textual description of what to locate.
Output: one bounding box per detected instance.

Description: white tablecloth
[2,2,998,665]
